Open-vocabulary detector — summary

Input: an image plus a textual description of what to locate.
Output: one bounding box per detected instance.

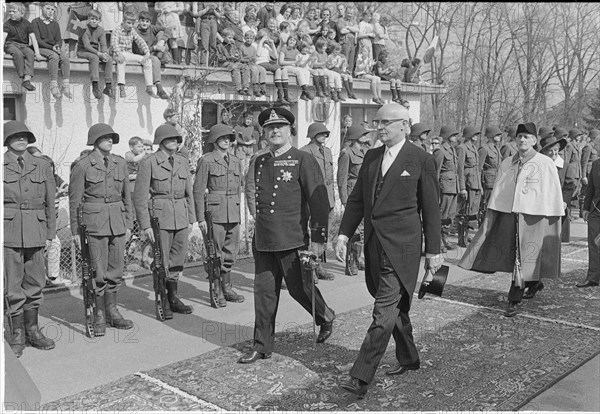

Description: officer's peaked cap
[206,124,235,144]
[154,124,182,145]
[307,123,330,139]
[3,120,35,146]
[87,123,119,145]
[410,123,431,137]
[462,126,480,139]
[439,126,459,140]
[344,126,370,142]
[484,126,503,138]
[258,107,295,127]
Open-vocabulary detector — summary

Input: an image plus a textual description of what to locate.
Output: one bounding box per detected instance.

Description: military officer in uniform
[238,107,336,364]
[478,126,503,223]
[409,122,431,152]
[133,124,196,318]
[300,122,336,281]
[337,126,371,274]
[561,128,583,223]
[193,124,245,307]
[69,124,134,336]
[456,126,482,247]
[4,121,56,357]
[434,126,460,252]
[500,126,518,160]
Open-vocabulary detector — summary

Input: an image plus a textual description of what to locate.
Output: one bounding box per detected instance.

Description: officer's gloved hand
[335,235,348,262]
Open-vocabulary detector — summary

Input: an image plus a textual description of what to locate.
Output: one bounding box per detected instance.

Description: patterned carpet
[44,298,600,411]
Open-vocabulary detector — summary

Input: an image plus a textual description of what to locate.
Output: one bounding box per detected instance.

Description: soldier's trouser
[458,189,481,221]
[252,246,335,354]
[212,222,240,274]
[159,227,189,281]
[4,247,45,316]
[89,234,126,295]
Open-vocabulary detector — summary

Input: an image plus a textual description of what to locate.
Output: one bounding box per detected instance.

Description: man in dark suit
[335,103,443,398]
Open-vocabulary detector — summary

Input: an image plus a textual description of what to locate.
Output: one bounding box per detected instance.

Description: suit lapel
[368,146,385,205]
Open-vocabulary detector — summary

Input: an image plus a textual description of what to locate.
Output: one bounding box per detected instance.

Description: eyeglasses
[431,141,440,145]
[373,119,408,128]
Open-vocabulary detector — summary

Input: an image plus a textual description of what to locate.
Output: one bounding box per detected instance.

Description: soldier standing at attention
[456,126,482,247]
[434,126,460,253]
[300,122,336,281]
[409,122,431,152]
[4,121,57,357]
[133,124,196,318]
[69,123,134,336]
[238,108,335,364]
[478,126,503,220]
[193,124,245,307]
[500,126,518,160]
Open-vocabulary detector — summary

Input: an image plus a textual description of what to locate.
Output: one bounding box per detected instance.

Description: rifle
[345,233,361,276]
[150,200,169,321]
[203,193,222,308]
[477,192,488,227]
[299,250,319,348]
[458,189,470,246]
[77,205,97,338]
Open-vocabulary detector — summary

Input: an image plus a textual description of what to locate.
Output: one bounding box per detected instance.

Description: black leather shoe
[385,361,420,376]
[504,301,518,317]
[237,350,272,364]
[523,282,544,299]
[316,320,334,343]
[576,281,599,288]
[339,377,368,399]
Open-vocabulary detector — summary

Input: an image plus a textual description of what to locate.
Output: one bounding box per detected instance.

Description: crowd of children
[4,2,421,104]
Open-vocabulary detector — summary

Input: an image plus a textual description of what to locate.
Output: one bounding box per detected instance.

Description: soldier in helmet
[409,122,431,152]
[238,107,335,364]
[456,126,482,247]
[193,124,245,306]
[69,123,134,336]
[478,126,503,222]
[500,126,518,160]
[4,121,57,357]
[300,122,336,281]
[337,126,371,274]
[434,126,460,253]
[133,124,196,318]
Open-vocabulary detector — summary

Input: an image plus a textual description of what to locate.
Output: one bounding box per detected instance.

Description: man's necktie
[104,156,109,168]
[381,148,393,176]
[17,156,24,170]
[224,154,229,165]
[168,155,174,167]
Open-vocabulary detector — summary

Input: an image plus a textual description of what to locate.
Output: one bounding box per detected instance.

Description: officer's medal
[282,171,292,182]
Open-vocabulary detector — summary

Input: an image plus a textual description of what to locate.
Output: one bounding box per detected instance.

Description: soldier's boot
[221,272,245,303]
[7,313,26,358]
[163,297,174,320]
[24,308,55,350]
[356,241,365,270]
[104,292,134,329]
[94,294,106,336]
[282,81,296,104]
[166,280,193,314]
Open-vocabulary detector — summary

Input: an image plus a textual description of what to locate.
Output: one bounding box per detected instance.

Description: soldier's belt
[152,193,185,200]
[84,195,123,203]
[209,190,239,195]
[4,201,45,210]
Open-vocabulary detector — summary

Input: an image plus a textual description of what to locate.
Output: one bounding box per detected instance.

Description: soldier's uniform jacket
[337,145,365,205]
[300,141,335,209]
[457,141,482,191]
[478,142,502,190]
[249,145,329,252]
[581,142,597,177]
[562,141,582,184]
[4,151,56,248]
[133,149,195,231]
[193,150,242,224]
[433,142,459,194]
[244,148,269,217]
[69,151,132,237]
[500,141,517,160]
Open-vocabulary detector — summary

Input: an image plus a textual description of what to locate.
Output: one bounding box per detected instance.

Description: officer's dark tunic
[249,143,335,354]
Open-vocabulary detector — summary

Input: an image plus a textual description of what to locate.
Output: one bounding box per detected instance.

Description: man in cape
[458,122,564,317]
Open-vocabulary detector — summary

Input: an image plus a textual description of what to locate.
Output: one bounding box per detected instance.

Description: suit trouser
[349,235,419,384]
[158,227,189,281]
[213,222,239,274]
[4,42,35,78]
[586,211,600,284]
[252,246,335,354]
[88,234,126,295]
[341,39,356,76]
[38,48,70,82]
[4,247,46,316]
[197,18,218,66]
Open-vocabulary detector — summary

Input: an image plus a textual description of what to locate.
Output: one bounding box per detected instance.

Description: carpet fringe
[134,372,224,411]
[428,296,600,332]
